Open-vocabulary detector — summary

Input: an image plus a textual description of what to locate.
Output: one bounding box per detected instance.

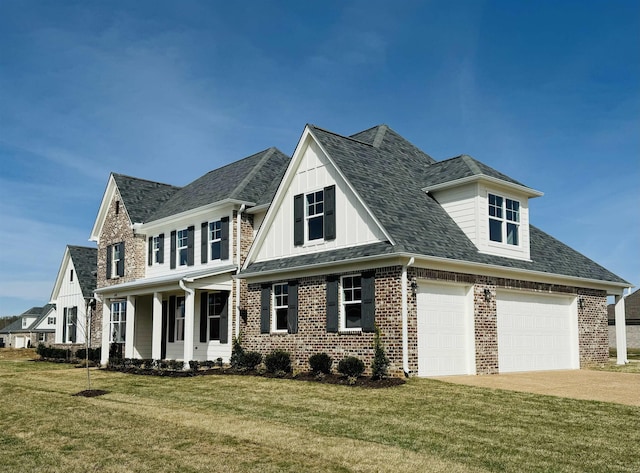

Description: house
[238,124,631,376]
[608,288,640,349]
[91,148,290,366]
[49,245,98,348]
[0,305,57,348]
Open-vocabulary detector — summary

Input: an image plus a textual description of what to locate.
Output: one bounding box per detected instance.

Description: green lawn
[0,360,638,473]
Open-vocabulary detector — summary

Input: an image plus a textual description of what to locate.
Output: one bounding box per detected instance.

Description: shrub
[215,357,223,367]
[337,356,365,378]
[230,337,246,369]
[109,343,123,360]
[264,350,292,374]
[76,347,101,363]
[167,359,184,370]
[371,326,390,380]
[242,351,263,370]
[309,353,333,374]
[189,360,200,371]
[141,359,155,370]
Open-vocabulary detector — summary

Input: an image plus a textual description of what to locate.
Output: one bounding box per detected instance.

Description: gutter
[401,257,415,377]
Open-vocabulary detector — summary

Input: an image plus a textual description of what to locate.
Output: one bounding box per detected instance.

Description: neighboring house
[0,305,57,348]
[608,288,640,349]
[49,245,98,348]
[91,149,290,366]
[239,124,630,377]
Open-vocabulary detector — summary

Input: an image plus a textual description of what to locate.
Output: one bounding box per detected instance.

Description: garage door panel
[497,292,578,373]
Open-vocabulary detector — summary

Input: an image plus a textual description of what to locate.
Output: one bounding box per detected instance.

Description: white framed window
[111,244,121,276]
[175,296,185,341]
[207,293,225,340]
[38,333,46,342]
[488,193,520,246]
[153,236,162,263]
[306,190,324,241]
[209,220,222,260]
[341,275,362,330]
[48,316,56,325]
[177,229,189,266]
[272,283,288,332]
[110,301,126,343]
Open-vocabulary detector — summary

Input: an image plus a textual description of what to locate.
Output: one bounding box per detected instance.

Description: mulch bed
[73,389,110,397]
[104,366,406,388]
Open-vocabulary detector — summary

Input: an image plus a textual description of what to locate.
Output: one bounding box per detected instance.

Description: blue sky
[0,0,638,317]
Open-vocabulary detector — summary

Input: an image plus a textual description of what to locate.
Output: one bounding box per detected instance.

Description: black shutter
[106,245,112,279]
[220,217,230,260]
[170,231,177,269]
[200,292,208,343]
[117,243,125,277]
[69,307,77,343]
[324,185,336,241]
[62,307,68,343]
[168,296,176,343]
[187,226,195,266]
[287,281,298,334]
[260,284,271,334]
[219,292,229,344]
[148,237,153,266]
[293,194,304,246]
[361,271,376,332]
[326,276,339,332]
[201,222,208,264]
[161,300,168,359]
[157,234,164,264]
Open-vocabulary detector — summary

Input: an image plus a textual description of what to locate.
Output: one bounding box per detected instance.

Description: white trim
[423,174,543,198]
[138,200,251,233]
[340,274,363,332]
[271,282,288,333]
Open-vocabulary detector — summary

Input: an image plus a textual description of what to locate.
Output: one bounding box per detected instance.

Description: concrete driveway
[433,369,640,406]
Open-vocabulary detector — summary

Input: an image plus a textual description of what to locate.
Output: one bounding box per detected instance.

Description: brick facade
[242,265,609,377]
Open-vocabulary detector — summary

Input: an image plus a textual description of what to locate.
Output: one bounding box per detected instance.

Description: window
[177,230,189,266]
[112,245,121,275]
[175,296,185,341]
[153,236,162,263]
[341,275,362,329]
[115,200,120,214]
[38,333,46,342]
[22,318,28,328]
[294,185,335,246]
[48,316,56,325]
[207,293,225,340]
[306,190,324,241]
[488,193,520,246]
[209,220,222,260]
[107,242,125,278]
[272,283,288,332]
[70,269,74,282]
[110,301,126,343]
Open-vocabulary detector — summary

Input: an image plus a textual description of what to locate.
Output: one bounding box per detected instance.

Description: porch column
[182,286,195,367]
[100,298,110,366]
[151,292,163,360]
[124,296,136,359]
[615,294,628,365]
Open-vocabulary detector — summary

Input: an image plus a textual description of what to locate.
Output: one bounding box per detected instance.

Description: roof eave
[423,175,544,198]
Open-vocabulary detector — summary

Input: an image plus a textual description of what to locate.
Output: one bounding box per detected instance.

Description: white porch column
[152,292,163,360]
[124,296,136,359]
[615,294,628,365]
[100,298,110,366]
[182,284,195,368]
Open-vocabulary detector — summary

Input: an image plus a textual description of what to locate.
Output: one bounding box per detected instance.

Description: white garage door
[417,283,475,376]
[497,291,578,373]
[15,336,25,348]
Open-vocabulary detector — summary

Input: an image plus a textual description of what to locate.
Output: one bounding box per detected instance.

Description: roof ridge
[461,154,483,175]
[230,147,277,199]
[112,172,180,189]
[372,125,388,148]
[309,124,374,147]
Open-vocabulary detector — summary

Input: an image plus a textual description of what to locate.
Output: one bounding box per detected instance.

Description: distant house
[608,288,640,349]
[49,245,98,348]
[0,305,57,348]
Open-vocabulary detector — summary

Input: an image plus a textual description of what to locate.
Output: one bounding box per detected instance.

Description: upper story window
[110,301,126,343]
[488,193,520,246]
[70,269,74,282]
[22,318,28,328]
[177,229,189,266]
[48,316,56,325]
[153,235,164,264]
[293,185,336,246]
[209,220,222,260]
[170,227,194,269]
[341,275,362,330]
[107,242,125,279]
[272,283,288,332]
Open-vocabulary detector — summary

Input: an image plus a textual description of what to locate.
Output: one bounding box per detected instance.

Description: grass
[0,355,638,472]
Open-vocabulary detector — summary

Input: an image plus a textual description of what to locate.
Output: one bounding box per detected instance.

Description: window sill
[338,329,362,335]
[270,330,288,336]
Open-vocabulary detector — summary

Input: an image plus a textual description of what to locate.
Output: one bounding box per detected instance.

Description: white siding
[133,297,153,359]
[433,184,479,244]
[254,140,387,262]
[55,258,88,344]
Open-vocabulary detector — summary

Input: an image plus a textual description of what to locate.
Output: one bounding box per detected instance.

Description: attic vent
[115,201,120,215]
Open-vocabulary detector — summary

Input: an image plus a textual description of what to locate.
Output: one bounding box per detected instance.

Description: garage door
[15,336,25,348]
[497,291,578,373]
[417,283,475,376]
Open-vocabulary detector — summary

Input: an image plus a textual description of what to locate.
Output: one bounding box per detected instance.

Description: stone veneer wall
[243,265,609,377]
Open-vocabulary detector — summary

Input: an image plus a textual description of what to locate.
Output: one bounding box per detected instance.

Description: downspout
[235,204,246,341]
[179,278,194,297]
[401,257,415,377]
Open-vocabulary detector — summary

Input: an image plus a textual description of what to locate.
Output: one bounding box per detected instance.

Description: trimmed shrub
[167,359,184,370]
[264,350,292,374]
[371,326,390,380]
[243,351,263,370]
[230,337,245,369]
[309,353,333,374]
[189,360,200,371]
[109,343,123,360]
[141,359,155,370]
[76,347,101,363]
[337,356,365,378]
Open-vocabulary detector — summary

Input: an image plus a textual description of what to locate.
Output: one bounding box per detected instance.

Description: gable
[249,130,389,264]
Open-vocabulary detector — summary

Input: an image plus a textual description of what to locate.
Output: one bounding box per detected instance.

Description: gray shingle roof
[112,174,181,224]
[68,246,97,298]
[243,124,627,285]
[0,304,56,334]
[148,148,290,221]
[421,154,528,189]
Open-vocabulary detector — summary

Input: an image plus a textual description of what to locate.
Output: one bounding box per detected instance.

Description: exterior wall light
[484,288,492,302]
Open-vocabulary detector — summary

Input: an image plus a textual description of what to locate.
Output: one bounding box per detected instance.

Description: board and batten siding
[55,258,88,344]
[254,140,387,261]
